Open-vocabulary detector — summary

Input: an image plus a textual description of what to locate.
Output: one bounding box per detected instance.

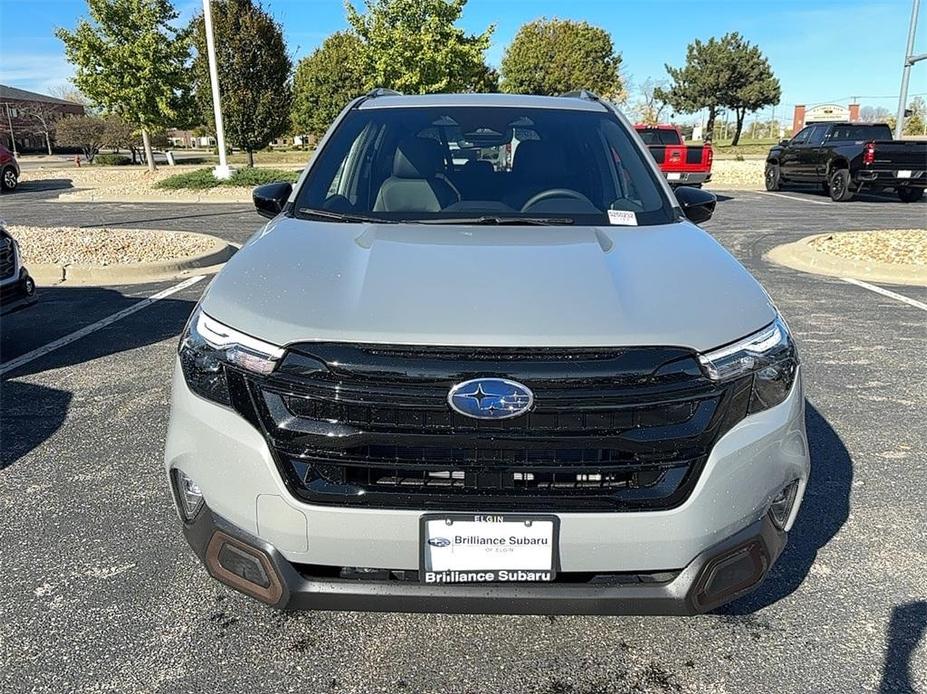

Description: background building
[0,85,85,152]
[792,103,862,132]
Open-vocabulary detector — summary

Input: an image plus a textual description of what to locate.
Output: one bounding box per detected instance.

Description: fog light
[769,480,800,529]
[171,468,204,521]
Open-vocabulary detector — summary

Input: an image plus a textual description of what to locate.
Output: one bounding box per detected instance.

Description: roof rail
[366,87,402,98]
[558,90,601,102]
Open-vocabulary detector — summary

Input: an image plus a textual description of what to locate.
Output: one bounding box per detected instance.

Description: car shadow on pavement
[0,381,72,471]
[720,402,852,615]
[8,178,74,194]
[779,184,920,204]
[0,285,197,468]
[880,601,927,693]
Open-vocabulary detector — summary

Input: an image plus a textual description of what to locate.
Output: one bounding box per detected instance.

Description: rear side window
[828,124,892,142]
[296,106,676,226]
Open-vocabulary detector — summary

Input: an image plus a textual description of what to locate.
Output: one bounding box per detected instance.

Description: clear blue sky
[1,0,925,120]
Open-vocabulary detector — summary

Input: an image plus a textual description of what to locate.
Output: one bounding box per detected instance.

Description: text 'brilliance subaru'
[165,90,808,615]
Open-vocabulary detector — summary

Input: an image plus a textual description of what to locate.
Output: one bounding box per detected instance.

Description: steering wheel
[521,188,595,212]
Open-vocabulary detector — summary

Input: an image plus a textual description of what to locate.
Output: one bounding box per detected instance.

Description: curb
[765,232,927,287]
[29,231,237,286]
[54,191,253,204]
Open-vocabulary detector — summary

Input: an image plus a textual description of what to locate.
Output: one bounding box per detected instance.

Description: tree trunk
[704,107,717,144]
[141,128,156,172]
[247,149,254,167]
[45,132,53,156]
[731,109,746,146]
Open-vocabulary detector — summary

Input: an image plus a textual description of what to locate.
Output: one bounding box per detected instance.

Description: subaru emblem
[447,378,534,420]
[427,537,452,547]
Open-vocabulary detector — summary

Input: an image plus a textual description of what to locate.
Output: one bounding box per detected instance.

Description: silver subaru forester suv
[165,91,808,614]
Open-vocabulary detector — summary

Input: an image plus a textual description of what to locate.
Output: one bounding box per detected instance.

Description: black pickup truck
[765,122,927,202]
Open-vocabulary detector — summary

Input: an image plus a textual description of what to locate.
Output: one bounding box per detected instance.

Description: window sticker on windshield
[608,209,638,226]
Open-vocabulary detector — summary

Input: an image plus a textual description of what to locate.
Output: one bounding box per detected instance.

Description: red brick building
[792,103,861,133]
[0,85,85,152]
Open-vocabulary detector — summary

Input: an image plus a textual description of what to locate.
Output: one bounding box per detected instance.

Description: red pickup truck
[635,125,713,187]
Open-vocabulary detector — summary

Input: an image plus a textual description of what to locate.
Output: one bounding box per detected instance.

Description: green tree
[500,18,624,100]
[292,32,368,139]
[57,0,191,171]
[190,0,292,167]
[657,33,779,145]
[903,96,926,136]
[55,114,107,162]
[721,34,780,145]
[345,0,494,94]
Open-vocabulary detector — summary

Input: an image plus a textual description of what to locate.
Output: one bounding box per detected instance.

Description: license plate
[667,172,682,181]
[898,170,912,178]
[420,514,558,584]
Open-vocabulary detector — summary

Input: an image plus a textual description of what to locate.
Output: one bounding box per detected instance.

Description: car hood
[201,217,776,352]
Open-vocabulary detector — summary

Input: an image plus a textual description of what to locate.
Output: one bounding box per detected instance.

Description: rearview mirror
[674,185,717,224]
[253,182,292,219]
[779,138,791,146]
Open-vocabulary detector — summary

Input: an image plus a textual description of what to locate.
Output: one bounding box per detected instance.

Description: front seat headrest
[393,137,445,179]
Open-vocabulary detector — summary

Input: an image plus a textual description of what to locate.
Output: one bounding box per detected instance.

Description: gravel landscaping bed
[810,229,927,266]
[10,225,217,265]
[706,159,763,189]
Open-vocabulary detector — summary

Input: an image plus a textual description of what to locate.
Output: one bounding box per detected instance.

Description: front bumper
[182,501,786,615]
[165,360,809,613]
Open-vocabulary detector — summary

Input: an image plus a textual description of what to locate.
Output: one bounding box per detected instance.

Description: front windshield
[294,106,675,226]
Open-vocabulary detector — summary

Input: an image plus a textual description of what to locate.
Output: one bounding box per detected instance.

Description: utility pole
[4,103,17,157]
[896,0,926,139]
[203,0,234,180]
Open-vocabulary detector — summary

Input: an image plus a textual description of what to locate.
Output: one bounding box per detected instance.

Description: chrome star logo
[447,378,534,420]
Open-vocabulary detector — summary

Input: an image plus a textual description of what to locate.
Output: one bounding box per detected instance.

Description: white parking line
[841,277,927,311]
[0,275,206,377]
[754,191,832,206]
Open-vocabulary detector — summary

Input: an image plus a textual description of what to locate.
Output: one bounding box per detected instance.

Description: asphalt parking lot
[1,188,925,693]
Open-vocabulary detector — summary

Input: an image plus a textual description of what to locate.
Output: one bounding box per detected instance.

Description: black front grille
[230,343,752,511]
[0,237,15,281]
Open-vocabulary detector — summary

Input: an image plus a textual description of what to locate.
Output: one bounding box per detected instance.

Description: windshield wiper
[297,208,398,224]
[411,216,575,226]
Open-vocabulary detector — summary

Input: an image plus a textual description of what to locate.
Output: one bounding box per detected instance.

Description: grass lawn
[228,150,312,165]
[154,167,300,190]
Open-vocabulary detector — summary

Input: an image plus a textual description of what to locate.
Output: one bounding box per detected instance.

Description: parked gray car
[165,91,808,614]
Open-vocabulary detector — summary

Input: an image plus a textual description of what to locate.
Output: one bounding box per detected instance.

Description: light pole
[203,0,234,179]
[895,0,926,139]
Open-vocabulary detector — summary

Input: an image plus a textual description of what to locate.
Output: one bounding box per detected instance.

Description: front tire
[828,168,854,202]
[897,187,924,203]
[764,163,781,191]
[0,166,17,192]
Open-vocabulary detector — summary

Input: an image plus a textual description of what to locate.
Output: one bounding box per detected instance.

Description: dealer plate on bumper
[420,514,559,584]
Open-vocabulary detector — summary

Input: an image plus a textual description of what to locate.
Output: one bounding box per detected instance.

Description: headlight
[178,307,283,405]
[698,316,798,414]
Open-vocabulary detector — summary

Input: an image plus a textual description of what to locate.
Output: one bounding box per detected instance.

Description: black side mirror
[779,138,791,146]
[253,182,292,219]
[674,185,717,224]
